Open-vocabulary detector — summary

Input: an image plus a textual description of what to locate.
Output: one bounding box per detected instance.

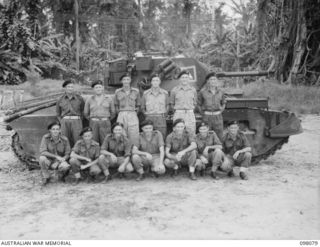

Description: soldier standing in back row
[56,79,85,147]
[114,73,140,146]
[170,70,197,135]
[84,80,115,145]
[198,72,226,140]
[141,74,169,138]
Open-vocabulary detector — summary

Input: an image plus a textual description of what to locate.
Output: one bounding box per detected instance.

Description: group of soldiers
[39,71,252,186]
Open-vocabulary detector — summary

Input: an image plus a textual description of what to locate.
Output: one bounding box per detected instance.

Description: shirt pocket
[79,146,87,156]
[129,93,137,106]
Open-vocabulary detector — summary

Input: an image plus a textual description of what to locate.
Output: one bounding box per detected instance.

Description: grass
[242,80,320,115]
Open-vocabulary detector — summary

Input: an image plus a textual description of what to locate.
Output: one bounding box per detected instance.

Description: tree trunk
[256,0,267,53]
[285,0,307,84]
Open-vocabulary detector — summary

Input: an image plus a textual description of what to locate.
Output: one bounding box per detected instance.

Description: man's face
[49,125,61,137]
[142,125,153,134]
[121,76,131,87]
[228,124,239,136]
[82,131,93,142]
[93,84,104,95]
[113,126,123,136]
[179,74,190,85]
[199,126,209,136]
[207,76,220,88]
[174,122,185,134]
[151,77,161,88]
[65,83,74,94]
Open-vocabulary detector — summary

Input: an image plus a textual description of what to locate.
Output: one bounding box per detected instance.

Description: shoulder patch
[91,140,99,146]
[43,133,51,138]
[60,135,69,141]
[115,88,122,94]
[143,89,151,95]
[160,88,168,94]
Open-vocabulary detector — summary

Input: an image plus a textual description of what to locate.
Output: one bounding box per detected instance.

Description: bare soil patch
[0,115,319,239]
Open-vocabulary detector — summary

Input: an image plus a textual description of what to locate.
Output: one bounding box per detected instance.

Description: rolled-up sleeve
[123,138,132,157]
[165,135,172,149]
[72,141,80,154]
[64,139,71,156]
[242,134,250,148]
[101,136,109,151]
[83,97,91,120]
[193,89,197,108]
[39,136,48,154]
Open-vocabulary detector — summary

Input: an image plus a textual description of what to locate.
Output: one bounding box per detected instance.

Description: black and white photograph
[0,0,319,243]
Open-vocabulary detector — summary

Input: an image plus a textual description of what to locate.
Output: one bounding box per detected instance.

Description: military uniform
[69,139,101,177]
[221,131,252,171]
[98,134,134,174]
[56,93,85,147]
[141,88,169,138]
[164,130,197,171]
[84,95,115,145]
[198,87,226,140]
[39,133,71,180]
[131,130,166,175]
[170,85,197,134]
[195,131,224,172]
[114,87,140,146]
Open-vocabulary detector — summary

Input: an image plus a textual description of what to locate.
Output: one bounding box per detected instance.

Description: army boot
[189,172,197,180]
[171,168,178,177]
[210,171,219,180]
[41,177,50,186]
[136,173,145,181]
[240,171,248,180]
[102,175,112,184]
[227,169,235,177]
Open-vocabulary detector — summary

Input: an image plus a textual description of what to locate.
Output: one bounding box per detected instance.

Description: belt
[204,111,221,116]
[175,109,193,113]
[91,117,109,121]
[146,113,166,117]
[119,110,136,112]
[63,116,80,120]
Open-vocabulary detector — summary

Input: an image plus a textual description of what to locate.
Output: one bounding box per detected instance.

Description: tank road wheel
[11,132,39,170]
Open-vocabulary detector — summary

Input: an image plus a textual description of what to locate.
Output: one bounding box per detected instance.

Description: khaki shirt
[165,130,195,153]
[114,87,140,111]
[198,87,226,112]
[101,134,132,157]
[39,134,71,157]
[84,95,115,119]
[170,85,197,110]
[141,88,169,114]
[195,131,222,154]
[56,93,85,118]
[222,131,250,156]
[72,139,100,160]
[136,130,164,154]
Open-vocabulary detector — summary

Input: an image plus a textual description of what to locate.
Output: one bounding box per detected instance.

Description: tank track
[11,132,39,170]
[251,137,289,165]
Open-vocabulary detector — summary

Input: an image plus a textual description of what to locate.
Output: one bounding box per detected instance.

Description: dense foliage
[0,0,319,85]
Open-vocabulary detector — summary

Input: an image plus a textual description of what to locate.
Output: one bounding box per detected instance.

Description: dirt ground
[0,115,319,240]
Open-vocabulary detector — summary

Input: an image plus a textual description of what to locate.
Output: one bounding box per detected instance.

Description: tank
[3,54,303,169]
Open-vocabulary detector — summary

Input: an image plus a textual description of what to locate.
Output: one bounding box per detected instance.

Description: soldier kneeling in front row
[221,121,252,180]
[131,119,166,181]
[98,122,134,181]
[39,121,71,186]
[164,118,198,180]
[69,127,101,184]
[194,121,224,179]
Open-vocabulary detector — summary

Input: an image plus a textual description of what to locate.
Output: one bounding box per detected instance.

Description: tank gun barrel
[216,71,275,78]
